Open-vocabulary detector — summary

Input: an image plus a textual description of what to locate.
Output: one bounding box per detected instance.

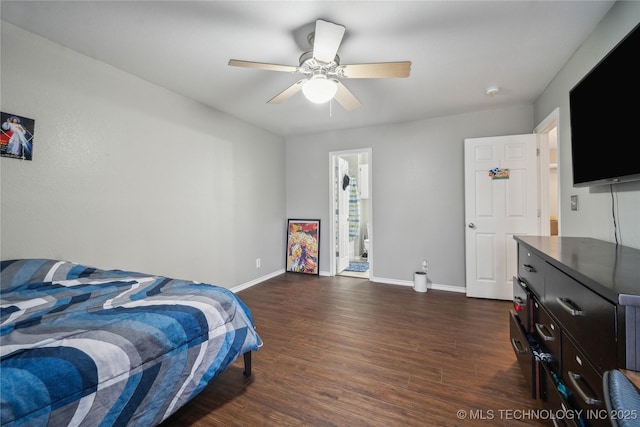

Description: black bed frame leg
[243,351,252,377]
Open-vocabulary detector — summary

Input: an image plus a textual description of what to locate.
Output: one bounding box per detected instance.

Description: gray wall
[535,1,640,249]
[286,106,534,288]
[0,22,286,289]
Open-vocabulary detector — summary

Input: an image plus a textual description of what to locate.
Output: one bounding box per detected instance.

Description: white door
[464,134,540,300]
[337,157,350,272]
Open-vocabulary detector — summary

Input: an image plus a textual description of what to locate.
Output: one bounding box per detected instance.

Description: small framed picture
[286,219,320,275]
[1,112,35,161]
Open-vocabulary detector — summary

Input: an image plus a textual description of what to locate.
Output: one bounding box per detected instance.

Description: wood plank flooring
[161,273,545,426]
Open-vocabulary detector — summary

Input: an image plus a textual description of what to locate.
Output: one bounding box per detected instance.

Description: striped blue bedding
[0,259,262,427]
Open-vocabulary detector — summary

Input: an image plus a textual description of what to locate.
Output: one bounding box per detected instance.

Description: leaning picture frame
[286,219,320,275]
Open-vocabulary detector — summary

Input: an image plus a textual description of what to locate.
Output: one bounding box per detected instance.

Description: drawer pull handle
[556,297,583,316]
[535,323,555,341]
[510,338,527,355]
[523,264,536,273]
[567,371,602,406]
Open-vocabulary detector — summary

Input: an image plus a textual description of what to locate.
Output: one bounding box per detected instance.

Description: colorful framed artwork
[286,219,320,275]
[1,112,35,161]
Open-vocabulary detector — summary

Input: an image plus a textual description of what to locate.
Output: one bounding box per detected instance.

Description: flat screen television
[569,22,640,187]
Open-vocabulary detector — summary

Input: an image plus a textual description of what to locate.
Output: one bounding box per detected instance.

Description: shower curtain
[348,178,360,241]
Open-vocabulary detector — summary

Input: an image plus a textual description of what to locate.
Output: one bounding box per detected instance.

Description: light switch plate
[570,195,578,211]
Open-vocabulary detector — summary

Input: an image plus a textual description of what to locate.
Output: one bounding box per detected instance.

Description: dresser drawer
[518,245,545,298]
[533,300,561,373]
[562,336,609,427]
[544,264,616,372]
[510,309,539,399]
[540,363,579,427]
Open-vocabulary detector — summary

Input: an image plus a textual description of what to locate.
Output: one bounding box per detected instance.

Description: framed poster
[1,112,35,161]
[286,219,320,275]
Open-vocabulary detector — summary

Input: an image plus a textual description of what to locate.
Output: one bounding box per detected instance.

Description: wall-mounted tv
[569,22,640,187]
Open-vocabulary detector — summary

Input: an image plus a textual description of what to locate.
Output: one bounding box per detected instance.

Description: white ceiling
[1,1,615,137]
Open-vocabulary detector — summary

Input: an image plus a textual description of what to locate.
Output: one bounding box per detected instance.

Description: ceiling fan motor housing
[299,51,340,75]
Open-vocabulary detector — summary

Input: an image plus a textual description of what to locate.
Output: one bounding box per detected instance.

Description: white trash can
[414,271,427,292]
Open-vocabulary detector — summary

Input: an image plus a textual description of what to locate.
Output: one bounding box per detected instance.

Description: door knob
[468,223,476,229]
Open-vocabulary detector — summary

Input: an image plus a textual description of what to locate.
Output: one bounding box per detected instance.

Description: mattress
[0,259,262,426]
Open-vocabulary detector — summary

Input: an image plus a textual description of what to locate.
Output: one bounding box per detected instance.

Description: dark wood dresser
[511,236,640,426]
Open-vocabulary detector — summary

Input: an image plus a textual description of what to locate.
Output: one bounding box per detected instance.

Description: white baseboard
[370,276,466,293]
[231,269,285,293]
[232,269,466,295]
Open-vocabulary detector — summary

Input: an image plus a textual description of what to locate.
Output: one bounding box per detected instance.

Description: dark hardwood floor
[161,273,544,426]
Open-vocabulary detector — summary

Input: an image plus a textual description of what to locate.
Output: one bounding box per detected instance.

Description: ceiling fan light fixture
[302,75,338,104]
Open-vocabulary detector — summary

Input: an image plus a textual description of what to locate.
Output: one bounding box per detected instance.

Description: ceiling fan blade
[334,81,362,111]
[229,59,298,73]
[339,61,412,79]
[267,79,306,104]
[312,19,346,63]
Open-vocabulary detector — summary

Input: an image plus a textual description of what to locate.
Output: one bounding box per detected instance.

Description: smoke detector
[486,86,500,97]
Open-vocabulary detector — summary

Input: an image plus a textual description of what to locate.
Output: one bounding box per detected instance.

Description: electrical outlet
[256,258,261,268]
[571,195,578,211]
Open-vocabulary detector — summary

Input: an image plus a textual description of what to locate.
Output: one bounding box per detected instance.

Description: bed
[0,259,262,427]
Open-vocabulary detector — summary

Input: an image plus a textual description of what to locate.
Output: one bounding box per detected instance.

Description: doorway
[534,108,560,236]
[464,109,560,300]
[329,149,372,279]
[464,134,540,300]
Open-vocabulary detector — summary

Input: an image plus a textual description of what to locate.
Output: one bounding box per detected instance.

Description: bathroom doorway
[329,149,372,279]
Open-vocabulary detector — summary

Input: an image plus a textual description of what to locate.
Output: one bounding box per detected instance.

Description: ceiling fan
[228,19,411,110]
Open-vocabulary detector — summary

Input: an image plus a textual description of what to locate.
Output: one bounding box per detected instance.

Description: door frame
[328,148,372,277]
[534,107,560,236]
[336,156,350,272]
